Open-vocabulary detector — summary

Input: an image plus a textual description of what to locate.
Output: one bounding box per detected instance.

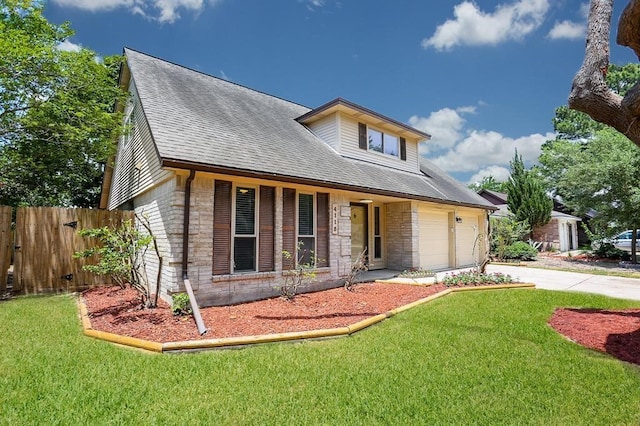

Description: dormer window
[359,123,406,160]
[368,128,399,157]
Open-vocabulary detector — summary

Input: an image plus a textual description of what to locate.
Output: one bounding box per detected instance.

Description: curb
[77,283,536,353]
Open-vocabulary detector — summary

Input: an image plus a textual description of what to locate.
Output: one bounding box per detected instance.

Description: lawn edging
[77,283,536,353]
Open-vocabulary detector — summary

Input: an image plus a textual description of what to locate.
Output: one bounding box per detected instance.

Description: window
[373,206,382,259]
[367,127,399,157]
[298,193,315,264]
[233,186,256,272]
[123,110,135,147]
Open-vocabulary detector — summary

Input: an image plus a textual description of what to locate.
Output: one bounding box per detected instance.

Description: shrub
[344,248,368,292]
[442,271,516,287]
[172,293,192,316]
[398,268,435,278]
[502,241,538,260]
[278,242,320,300]
[593,243,630,261]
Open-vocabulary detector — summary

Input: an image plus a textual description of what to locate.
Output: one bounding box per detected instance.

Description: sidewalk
[486,264,640,301]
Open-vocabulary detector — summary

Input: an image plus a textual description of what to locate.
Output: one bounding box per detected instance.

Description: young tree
[553,128,640,260]
[0,0,126,207]
[468,175,507,193]
[504,151,552,236]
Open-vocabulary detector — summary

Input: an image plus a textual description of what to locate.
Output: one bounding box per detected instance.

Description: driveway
[486,264,640,301]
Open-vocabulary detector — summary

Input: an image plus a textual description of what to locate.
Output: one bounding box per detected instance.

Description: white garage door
[419,208,450,270]
[456,214,479,267]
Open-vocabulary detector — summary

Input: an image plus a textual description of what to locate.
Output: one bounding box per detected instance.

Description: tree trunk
[569,0,640,145]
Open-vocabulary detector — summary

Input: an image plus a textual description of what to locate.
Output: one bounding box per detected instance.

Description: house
[100,48,496,307]
[477,189,581,252]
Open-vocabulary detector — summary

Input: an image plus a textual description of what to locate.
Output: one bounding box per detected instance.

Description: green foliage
[0,0,127,207]
[398,268,435,278]
[74,219,157,308]
[171,293,192,316]
[467,175,507,193]
[442,271,516,287]
[592,243,630,261]
[502,241,538,260]
[279,241,319,300]
[505,150,552,233]
[490,215,531,260]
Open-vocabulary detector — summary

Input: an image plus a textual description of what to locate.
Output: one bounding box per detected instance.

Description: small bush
[172,293,192,316]
[502,241,538,260]
[442,271,516,287]
[398,268,435,278]
[593,243,631,261]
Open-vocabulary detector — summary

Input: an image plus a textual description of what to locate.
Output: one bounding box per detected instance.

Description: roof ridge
[123,46,312,111]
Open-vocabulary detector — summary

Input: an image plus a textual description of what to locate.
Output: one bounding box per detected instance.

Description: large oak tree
[0,0,126,207]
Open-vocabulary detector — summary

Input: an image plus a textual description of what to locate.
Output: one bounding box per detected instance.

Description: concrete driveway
[486,264,640,301]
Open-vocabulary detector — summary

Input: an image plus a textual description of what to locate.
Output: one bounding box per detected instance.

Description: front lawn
[1,290,639,425]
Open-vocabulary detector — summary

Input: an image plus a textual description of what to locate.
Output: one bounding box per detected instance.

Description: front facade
[101,49,495,306]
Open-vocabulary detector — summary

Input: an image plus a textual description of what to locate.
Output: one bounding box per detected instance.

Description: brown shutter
[213,180,232,275]
[282,188,296,270]
[358,123,367,150]
[400,137,406,161]
[316,193,329,267]
[258,186,275,272]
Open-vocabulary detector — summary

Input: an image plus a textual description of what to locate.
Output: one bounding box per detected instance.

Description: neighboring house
[478,189,581,252]
[100,48,496,307]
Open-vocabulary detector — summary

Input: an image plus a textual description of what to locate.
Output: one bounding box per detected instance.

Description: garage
[455,213,480,267]
[418,207,450,270]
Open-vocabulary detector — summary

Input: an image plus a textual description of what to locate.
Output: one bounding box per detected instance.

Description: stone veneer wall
[141,174,355,307]
[385,202,420,270]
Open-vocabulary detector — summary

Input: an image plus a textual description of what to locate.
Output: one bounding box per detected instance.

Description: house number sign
[332,204,339,234]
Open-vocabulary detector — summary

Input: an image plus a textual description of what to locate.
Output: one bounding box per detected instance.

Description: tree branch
[569,0,640,145]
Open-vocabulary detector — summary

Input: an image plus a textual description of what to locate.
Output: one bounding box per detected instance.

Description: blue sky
[45,0,637,184]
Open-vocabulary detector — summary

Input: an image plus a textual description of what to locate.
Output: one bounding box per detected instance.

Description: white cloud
[430,130,555,173]
[422,0,550,51]
[409,106,475,153]
[467,166,511,185]
[547,20,585,40]
[57,40,82,52]
[52,0,221,23]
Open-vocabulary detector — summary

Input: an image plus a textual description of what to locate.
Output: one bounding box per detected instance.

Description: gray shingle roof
[125,48,495,210]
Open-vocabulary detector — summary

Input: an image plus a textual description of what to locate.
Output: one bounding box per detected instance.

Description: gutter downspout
[182,170,207,335]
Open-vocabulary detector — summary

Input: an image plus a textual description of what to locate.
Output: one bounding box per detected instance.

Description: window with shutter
[258,186,275,272]
[282,188,296,270]
[234,187,256,272]
[316,193,329,267]
[213,180,232,275]
[297,193,315,264]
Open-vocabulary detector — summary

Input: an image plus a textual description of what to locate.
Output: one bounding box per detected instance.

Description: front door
[351,204,368,263]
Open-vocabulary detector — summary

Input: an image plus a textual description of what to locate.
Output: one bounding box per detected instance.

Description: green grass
[1,290,639,425]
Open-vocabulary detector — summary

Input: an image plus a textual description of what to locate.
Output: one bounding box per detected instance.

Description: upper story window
[368,128,398,157]
[359,122,406,161]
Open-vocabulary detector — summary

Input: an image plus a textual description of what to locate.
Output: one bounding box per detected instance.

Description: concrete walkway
[486,264,640,301]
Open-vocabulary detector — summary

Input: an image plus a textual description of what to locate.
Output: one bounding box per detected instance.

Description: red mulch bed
[83,285,640,365]
[82,283,447,343]
[549,308,640,366]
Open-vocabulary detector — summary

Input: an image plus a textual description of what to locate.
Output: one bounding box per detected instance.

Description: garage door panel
[419,209,449,270]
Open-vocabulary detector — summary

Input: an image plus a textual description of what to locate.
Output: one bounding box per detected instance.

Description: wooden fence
[11,207,134,295]
[0,206,12,293]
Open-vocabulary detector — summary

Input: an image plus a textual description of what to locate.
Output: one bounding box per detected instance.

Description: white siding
[339,116,421,174]
[455,213,480,267]
[418,207,450,270]
[108,79,172,210]
[308,114,339,151]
